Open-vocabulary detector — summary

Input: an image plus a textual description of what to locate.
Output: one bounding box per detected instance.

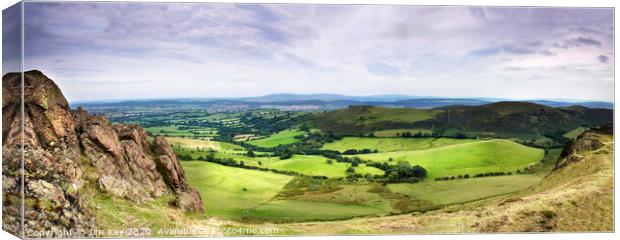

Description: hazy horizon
[4,3,614,102]
[67,91,612,104]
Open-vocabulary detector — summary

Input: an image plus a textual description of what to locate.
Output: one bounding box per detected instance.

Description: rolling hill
[256,128,614,233]
[356,139,544,179]
[308,103,612,141]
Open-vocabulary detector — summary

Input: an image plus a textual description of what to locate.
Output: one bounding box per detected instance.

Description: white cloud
[21,3,614,102]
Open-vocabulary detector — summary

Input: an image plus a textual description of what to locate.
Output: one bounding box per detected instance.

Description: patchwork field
[180,160,547,223]
[267,155,383,178]
[322,137,477,152]
[146,125,218,139]
[181,161,393,221]
[248,199,388,221]
[167,137,245,153]
[388,174,543,205]
[356,140,544,179]
[180,161,293,219]
[563,127,587,139]
[247,129,306,148]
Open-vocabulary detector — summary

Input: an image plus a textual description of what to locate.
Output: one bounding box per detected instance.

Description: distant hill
[239,93,420,103]
[528,100,613,109]
[308,102,613,141]
[76,94,613,112]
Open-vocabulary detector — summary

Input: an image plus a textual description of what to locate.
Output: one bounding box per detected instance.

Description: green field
[248,199,388,221]
[321,137,477,152]
[166,137,243,151]
[267,155,383,178]
[388,174,543,205]
[373,129,433,137]
[563,127,587,139]
[145,125,218,138]
[356,139,544,179]
[213,152,281,166]
[247,129,306,148]
[181,161,391,221]
[180,161,545,222]
[180,161,293,219]
[311,106,440,134]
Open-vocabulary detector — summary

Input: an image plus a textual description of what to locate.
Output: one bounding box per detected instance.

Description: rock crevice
[2,70,204,236]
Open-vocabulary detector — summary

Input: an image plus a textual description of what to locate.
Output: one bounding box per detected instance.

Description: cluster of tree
[193,152,329,179]
[320,153,365,166]
[434,171,519,181]
[382,161,427,183]
[472,171,512,178]
[345,166,359,181]
[516,167,535,174]
[434,174,470,181]
[324,131,344,143]
[341,148,378,155]
[396,131,475,139]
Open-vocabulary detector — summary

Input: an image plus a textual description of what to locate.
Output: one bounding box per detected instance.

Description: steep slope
[432,102,612,138]
[309,105,439,134]
[308,103,612,140]
[269,128,613,233]
[2,70,203,237]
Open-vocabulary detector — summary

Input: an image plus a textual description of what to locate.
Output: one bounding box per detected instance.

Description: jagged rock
[152,136,188,191]
[75,110,169,202]
[3,70,94,237]
[174,188,205,212]
[152,136,204,212]
[556,130,607,170]
[2,70,204,236]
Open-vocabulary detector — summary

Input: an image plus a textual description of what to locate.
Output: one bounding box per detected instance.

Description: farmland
[181,161,294,219]
[563,127,587,139]
[387,174,543,205]
[356,140,544,179]
[267,155,383,178]
[247,129,306,148]
[82,102,598,226]
[322,137,478,152]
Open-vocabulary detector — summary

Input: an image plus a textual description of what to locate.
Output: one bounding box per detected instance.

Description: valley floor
[221,134,614,235]
[83,132,613,236]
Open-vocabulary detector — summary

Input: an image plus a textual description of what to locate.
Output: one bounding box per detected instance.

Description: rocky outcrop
[3,70,93,237]
[555,125,612,170]
[74,110,168,202]
[2,70,203,237]
[151,136,203,211]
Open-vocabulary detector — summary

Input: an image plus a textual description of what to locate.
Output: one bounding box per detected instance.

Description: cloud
[598,55,609,63]
[502,43,538,55]
[20,3,614,102]
[539,49,556,56]
[573,37,602,47]
[469,47,502,57]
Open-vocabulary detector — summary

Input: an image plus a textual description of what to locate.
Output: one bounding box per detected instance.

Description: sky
[5,2,615,102]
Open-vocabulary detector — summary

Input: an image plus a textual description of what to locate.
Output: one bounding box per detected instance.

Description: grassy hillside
[235,131,613,234]
[563,127,587,139]
[267,155,383,178]
[309,103,612,141]
[356,140,544,178]
[181,161,293,219]
[166,137,244,152]
[247,129,306,148]
[310,105,439,134]
[321,137,477,152]
[181,162,389,222]
[145,125,218,139]
[248,199,388,222]
[373,128,432,137]
[388,175,542,205]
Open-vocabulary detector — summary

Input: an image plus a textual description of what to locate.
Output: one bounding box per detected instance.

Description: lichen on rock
[2,70,204,237]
